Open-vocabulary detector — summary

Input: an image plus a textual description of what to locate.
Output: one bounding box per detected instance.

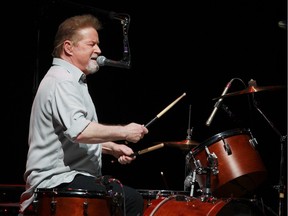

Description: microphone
[97,56,131,69]
[206,79,233,126]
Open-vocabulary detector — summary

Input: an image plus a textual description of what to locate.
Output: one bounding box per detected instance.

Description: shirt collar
[80,74,87,83]
[52,58,86,84]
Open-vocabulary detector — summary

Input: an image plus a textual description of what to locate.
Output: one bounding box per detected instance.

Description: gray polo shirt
[19,58,102,212]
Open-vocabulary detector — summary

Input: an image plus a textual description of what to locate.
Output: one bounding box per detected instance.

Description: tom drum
[188,128,267,197]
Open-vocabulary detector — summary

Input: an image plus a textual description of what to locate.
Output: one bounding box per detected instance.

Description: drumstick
[145,92,186,128]
[130,143,164,157]
[113,143,165,163]
[124,92,186,145]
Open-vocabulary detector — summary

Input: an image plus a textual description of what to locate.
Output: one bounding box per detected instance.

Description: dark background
[2,0,287,215]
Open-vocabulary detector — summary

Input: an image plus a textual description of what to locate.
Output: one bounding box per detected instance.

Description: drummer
[19,14,148,216]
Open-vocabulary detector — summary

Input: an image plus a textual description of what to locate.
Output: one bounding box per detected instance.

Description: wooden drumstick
[145,92,186,127]
[124,92,186,145]
[113,143,165,163]
[130,143,164,157]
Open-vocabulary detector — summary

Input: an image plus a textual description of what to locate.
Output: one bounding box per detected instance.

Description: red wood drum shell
[189,128,267,198]
[31,188,122,216]
[144,195,265,216]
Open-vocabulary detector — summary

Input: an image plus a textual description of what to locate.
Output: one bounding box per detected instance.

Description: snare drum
[32,188,122,216]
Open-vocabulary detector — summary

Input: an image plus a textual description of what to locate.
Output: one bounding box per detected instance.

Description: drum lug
[50,200,57,215]
[83,201,88,216]
[32,199,39,215]
[222,139,232,155]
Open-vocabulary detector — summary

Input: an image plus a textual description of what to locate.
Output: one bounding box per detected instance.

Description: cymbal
[213,85,285,100]
[159,139,199,150]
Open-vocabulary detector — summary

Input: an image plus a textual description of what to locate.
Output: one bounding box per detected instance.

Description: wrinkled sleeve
[52,80,91,141]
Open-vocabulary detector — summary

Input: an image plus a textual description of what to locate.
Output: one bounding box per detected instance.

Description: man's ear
[63,40,73,55]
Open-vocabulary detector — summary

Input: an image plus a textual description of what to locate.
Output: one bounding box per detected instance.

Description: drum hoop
[191,128,251,155]
[35,188,107,198]
[149,195,194,215]
[157,190,189,196]
[149,195,173,215]
[138,189,189,196]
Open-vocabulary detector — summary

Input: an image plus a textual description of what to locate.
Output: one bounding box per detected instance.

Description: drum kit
[136,80,286,216]
[5,81,284,216]
[138,130,269,215]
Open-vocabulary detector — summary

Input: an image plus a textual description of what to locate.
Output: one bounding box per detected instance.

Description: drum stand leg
[198,168,217,202]
[188,169,197,197]
[183,167,198,196]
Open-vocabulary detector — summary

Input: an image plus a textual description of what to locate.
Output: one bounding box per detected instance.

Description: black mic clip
[248,79,257,87]
[220,103,233,118]
[248,79,260,107]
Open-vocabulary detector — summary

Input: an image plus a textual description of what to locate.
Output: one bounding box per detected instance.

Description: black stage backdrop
[2,0,287,215]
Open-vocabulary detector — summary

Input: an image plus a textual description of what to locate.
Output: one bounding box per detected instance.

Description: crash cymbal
[160,139,199,150]
[213,85,285,100]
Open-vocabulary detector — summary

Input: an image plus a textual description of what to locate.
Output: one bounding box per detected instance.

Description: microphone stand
[251,95,287,216]
[117,14,131,68]
[121,17,130,61]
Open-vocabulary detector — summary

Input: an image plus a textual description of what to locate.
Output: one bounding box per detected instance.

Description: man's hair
[52,14,102,57]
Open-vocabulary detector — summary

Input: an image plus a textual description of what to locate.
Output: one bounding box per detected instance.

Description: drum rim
[137,189,189,196]
[35,188,107,198]
[191,128,251,155]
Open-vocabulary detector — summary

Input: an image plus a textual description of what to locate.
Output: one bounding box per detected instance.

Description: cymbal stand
[189,169,197,197]
[184,150,197,195]
[186,104,193,141]
[184,105,195,178]
[183,164,197,196]
[251,93,287,216]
